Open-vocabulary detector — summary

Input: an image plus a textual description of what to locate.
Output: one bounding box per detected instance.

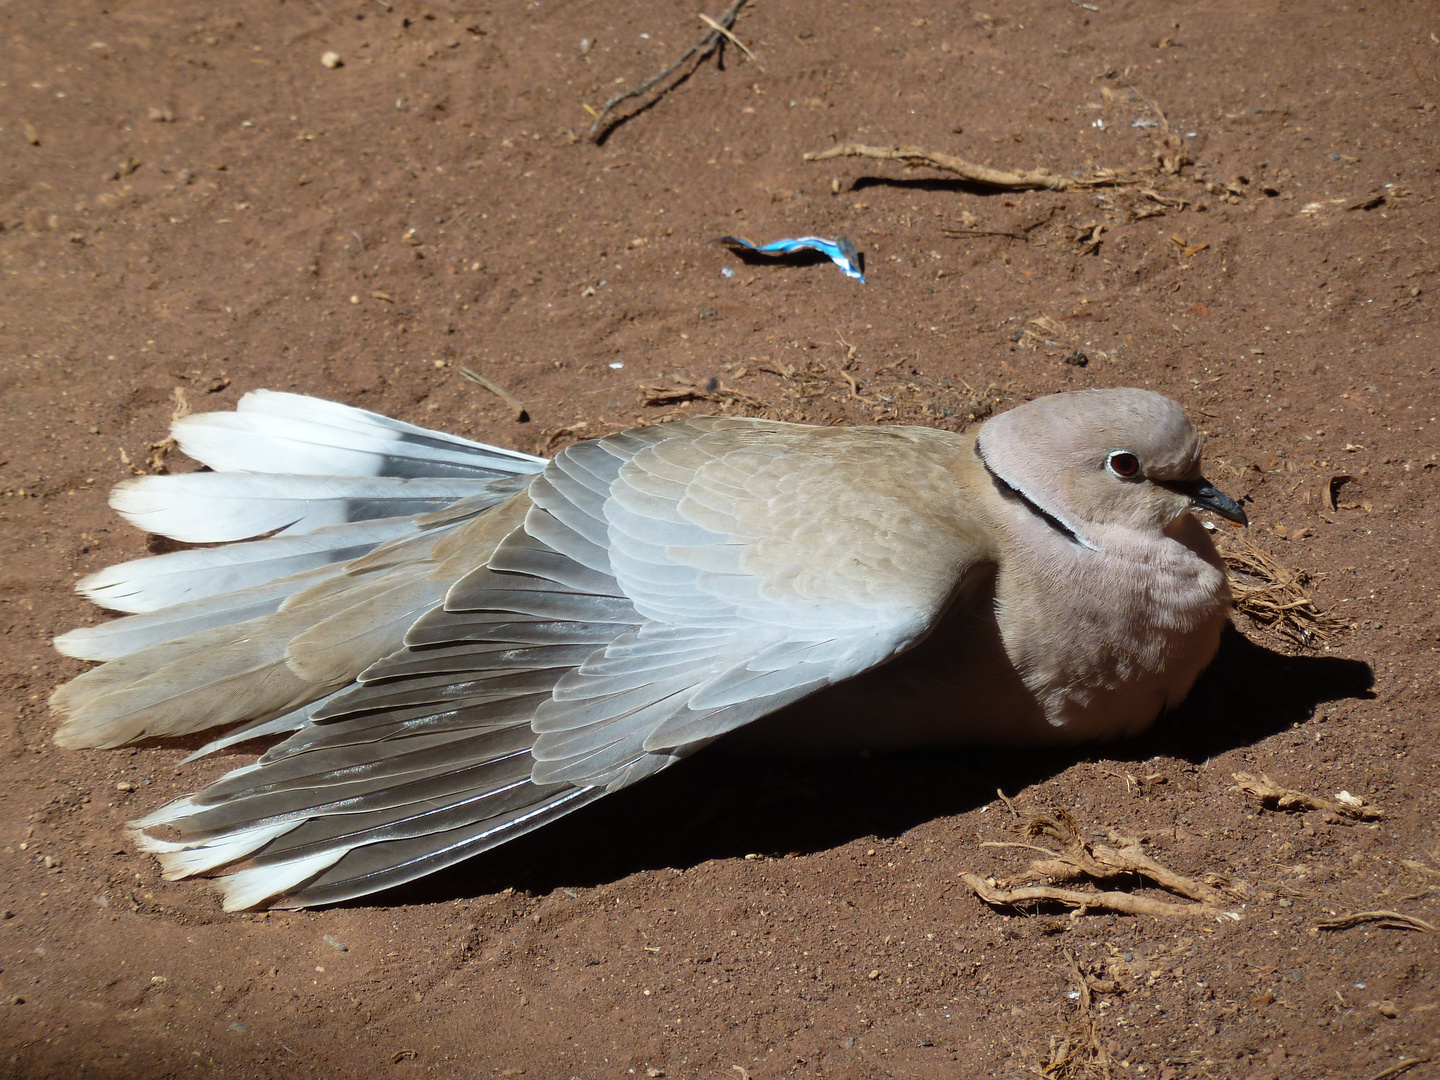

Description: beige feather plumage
[50,387,1245,909]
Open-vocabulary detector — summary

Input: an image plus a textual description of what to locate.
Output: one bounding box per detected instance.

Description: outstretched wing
[131,416,989,909]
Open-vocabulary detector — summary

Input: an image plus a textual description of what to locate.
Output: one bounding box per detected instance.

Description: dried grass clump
[1214,530,1344,647]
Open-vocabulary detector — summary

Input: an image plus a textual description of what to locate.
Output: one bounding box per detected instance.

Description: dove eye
[1106,451,1141,478]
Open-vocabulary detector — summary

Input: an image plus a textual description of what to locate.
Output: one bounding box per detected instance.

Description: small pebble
[323,934,348,952]
[321,51,343,69]
[116,781,135,792]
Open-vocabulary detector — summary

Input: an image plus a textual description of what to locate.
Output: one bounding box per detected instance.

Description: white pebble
[321,51,343,69]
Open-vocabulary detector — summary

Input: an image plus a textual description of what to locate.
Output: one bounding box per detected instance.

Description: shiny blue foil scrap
[716,235,866,283]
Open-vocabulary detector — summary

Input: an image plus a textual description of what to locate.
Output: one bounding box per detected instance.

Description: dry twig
[1316,910,1437,934]
[696,12,759,66]
[1014,810,1229,903]
[460,366,529,422]
[803,143,1139,191]
[639,379,768,411]
[586,0,749,142]
[1365,1057,1432,1080]
[1231,772,1382,821]
[1214,530,1344,646]
[963,875,1223,919]
[539,422,591,456]
[964,809,1236,919]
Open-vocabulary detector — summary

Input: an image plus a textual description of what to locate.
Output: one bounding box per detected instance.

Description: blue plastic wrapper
[717,235,866,283]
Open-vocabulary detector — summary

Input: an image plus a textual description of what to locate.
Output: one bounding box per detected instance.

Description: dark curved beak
[1173,477,1248,526]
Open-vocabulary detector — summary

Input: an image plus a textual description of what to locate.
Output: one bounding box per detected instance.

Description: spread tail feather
[175,390,546,479]
[109,472,514,543]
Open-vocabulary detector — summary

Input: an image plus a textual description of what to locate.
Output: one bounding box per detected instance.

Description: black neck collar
[974,441,1087,547]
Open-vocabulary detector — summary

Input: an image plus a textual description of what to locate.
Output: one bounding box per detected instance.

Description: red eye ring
[1107,451,1141,478]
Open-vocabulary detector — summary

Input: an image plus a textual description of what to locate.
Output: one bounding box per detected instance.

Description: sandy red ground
[1,1,1438,1077]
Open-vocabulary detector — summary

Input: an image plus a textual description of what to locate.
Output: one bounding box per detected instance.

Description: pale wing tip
[106,473,160,516]
[50,690,137,750]
[74,559,150,613]
[51,725,84,750]
[136,819,301,881]
[54,622,136,662]
[53,627,97,661]
[52,715,127,751]
[128,798,198,832]
[215,848,349,911]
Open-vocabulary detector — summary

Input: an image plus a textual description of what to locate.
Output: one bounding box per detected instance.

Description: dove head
[976,388,1247,545]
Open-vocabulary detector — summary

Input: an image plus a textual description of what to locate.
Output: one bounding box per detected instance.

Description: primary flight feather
[51,387,1245,909]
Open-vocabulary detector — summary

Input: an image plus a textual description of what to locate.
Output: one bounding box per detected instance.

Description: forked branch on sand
[803,143,1139,191]
[587,0,750,142]
[962,809,1239,919]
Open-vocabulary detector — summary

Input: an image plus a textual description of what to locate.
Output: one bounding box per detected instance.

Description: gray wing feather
[105,415,970,909]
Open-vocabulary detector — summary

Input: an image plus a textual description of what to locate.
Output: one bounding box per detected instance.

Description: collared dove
[50,386,1246,910]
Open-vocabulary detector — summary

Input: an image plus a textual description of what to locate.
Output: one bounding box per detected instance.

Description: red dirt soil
[1,1,1437,1078]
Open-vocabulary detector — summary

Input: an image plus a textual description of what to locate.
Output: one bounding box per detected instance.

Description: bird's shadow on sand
[371,626,1373,907]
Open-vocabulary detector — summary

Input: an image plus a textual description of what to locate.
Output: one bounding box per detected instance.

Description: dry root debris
[1364,1057,1433,1080]
[1315,909,1437,934]
[1214,531,1345,647]
[120,386,191,475]
[803,143,1139,192]
[963,809,1240,920]
[1023,952,1124,1079]
[1231,771,1383,821]
[1030,1019,1112,1080]
[639,379,769,412]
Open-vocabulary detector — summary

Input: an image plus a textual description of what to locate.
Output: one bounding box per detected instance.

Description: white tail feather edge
[108,473,501,543]
[218,849,351,912]
[141,820,302,880]
[175,391,545,477]
[74,518,421,615]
